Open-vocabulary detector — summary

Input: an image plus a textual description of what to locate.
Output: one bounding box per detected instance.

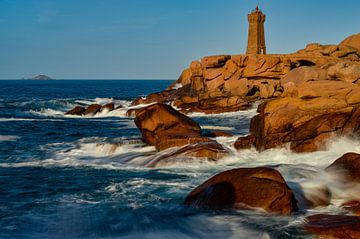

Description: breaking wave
[0,135,20,142]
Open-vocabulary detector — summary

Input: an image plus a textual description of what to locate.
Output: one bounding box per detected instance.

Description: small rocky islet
[65,16,360,239]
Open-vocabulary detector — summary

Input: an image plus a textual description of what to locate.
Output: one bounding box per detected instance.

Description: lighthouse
[246,6,267,54]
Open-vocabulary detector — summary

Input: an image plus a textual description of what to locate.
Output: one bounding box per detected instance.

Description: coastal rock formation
[65,103,118,116]
[134,103,202,148]
[65,106,86,116]
[131,39,360,114]
[237,61,360,152]
[184,167,298,215]
[304,214,360,239]
[134,103,229,165]
[100,103,115,112]
[84,104,102,115]
[326,152,360,182]
[340,33,360,52]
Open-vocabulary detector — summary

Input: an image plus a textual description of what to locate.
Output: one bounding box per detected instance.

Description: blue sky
[0,0,359,79]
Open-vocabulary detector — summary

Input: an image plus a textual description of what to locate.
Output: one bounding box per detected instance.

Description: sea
[1,80,360,239]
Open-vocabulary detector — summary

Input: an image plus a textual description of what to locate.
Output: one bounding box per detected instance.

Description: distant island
[29,75,54,80]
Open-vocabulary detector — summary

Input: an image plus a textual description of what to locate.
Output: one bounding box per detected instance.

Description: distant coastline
[27,75,54,80]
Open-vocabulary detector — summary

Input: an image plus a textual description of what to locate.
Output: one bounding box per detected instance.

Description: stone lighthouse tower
[246,6,266,54]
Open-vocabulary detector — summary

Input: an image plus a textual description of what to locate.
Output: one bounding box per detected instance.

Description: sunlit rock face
[131,35,360,115]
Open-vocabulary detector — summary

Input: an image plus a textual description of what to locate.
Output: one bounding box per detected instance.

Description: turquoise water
[1,80,356,239]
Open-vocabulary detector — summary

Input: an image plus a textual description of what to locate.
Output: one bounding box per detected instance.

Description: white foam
[187,104,258,118]
[0,135,20,142]
[201,126,235,131]
[171,83,183,90]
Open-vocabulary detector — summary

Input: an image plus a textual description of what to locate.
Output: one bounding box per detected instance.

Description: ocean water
[1,80,360,239]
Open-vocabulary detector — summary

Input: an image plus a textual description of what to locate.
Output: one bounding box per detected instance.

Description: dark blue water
[0,80,320,238]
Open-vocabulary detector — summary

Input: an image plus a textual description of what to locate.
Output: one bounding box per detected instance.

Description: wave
[28,99,157,119]
[1,135,360,218]
[186,103,259,118]
[201,126,235,131]
[0,135,20,142]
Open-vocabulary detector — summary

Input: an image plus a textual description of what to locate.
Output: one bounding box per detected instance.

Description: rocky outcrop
[65,103,118,116]
[84,104,102,115]
[134,103,229,165]
[65,106,86,116]
[326,152,360,182]
[340,33,360,53]
[304,214,360,239]
[184,167,298,215]
[131,39,360,114]
[238,61,360,152]
[100,103,115,112]
[134,103,202,147]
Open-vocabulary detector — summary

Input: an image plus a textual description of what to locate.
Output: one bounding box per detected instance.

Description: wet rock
[342,200,360,215]
[326,152,360,182]
[155,135,211,152]
[294,183,331,209]
[134,103,201,146]
[234,135,256,150]
[84,104,102,115]
[203,130,233,138]
[184,167,298,214]
[147,141,229,167]
[304,214,360,239]
[65,106,86,116]
[100,103,115,112]
[248,98,360,152]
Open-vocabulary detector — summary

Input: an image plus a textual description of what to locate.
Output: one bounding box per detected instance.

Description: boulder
[326,152,360,182]
[134,103,201,146]
[147,141,229,167]
[100,103,115,112]
[84,104,102,115]
[304,214,360,239]
[65,106,86,116]
[249,98,360,152]
[340,33,360,52]
[342,200,360,216]
[184,167,298,214]
[234,135,256,150]
[155,135,211,151]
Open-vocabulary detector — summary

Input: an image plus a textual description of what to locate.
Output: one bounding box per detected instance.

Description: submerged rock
[100,103,115,112]
[304,214,360,239]
[84,104,102,115]
[65,106,86,116]
[147,141,229,167]
[326,152,360,182]
[66,103,118,116]
[342,200,360,216]
[184,167,298,215]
